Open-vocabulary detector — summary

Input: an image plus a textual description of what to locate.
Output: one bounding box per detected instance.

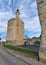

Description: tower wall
[6,10,24,45]
[15,19,24,45]
[37,0,46,62]
[6,19,16,44]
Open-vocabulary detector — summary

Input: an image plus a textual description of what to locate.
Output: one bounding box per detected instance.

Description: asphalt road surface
[0,47,30,65]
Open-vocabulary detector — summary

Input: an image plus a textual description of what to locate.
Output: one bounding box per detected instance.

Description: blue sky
[0,0,41,41]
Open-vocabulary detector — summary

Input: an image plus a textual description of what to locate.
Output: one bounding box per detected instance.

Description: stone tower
[36,0,46,62]
[6,9,24,45]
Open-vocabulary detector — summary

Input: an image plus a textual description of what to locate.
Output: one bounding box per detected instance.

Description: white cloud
[0,0,41,39]
[30,1,37,8]
[19,0,41,37]
[25,16,41,33]
[0,11,14,19]
[0,11,15,32]
[0,21,7,32]
[19,0,38,20]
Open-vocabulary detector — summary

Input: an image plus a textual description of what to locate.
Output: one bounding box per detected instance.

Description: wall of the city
[37,0,46,62]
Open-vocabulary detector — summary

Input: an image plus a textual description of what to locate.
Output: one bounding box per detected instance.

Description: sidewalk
[2,47,46,65]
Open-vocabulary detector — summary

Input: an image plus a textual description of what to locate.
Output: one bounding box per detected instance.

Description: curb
[2,47,31,65]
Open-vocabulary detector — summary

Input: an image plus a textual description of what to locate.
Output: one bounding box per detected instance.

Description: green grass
[3,44,38,57]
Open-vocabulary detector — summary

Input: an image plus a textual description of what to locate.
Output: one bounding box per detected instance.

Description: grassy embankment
[3,44,38,57]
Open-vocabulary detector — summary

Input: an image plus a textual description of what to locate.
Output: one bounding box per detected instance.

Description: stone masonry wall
[36,0,46,62]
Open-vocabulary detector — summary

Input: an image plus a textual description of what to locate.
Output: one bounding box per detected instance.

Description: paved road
[0,47,30,65]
